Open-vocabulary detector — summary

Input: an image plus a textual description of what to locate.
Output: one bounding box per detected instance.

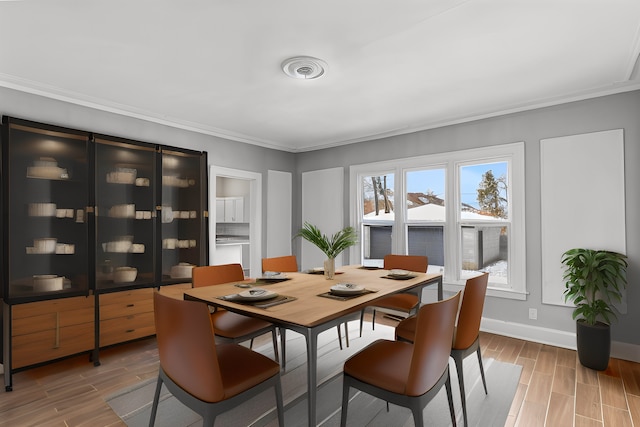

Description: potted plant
[561,248,628,370]
[296,222,358,279]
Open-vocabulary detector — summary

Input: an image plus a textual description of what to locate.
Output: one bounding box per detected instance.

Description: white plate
[330,283,365,295]
[262,271,286,280]
[237,288,278,301]
[389,269,410,277]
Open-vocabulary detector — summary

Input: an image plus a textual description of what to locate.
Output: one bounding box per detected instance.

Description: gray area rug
[107,323,521,426]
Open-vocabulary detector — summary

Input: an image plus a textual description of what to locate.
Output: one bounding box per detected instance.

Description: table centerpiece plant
[296,222,358,279]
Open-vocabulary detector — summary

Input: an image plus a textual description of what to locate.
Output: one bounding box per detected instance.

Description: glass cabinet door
[160,148,206,283]
[2,118,90,302]
[94,136,156,291]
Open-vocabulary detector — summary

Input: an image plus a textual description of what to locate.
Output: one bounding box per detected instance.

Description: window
[458,161,510,287]
[350,143,525,299]
[405,168,446,273]
[361,173,394,267]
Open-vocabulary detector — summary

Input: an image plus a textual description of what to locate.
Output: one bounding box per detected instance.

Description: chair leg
[453,354,467,427]
[359,309,365,337]
[371,309,376,330]
[477,347,488,394]
[410,403,424,427]
[274,375,285,427]
[271,329,280,364]
[445,369,457,427]
[249,338,254,349]
[340,379,350,427]
[336,326,344,350]
[148,375,163,427]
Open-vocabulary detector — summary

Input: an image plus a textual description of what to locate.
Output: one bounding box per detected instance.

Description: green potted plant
[561,248,628,370]
[296,222,358,279]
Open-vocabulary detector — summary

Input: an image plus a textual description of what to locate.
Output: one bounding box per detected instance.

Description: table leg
[305,328,319,426]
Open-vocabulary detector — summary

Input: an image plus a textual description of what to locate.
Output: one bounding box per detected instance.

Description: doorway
[209,166,262,277]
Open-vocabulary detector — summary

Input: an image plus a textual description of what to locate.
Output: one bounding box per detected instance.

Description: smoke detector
[281,56,327,80]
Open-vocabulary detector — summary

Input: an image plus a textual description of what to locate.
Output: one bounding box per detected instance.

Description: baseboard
[481,317,640,363]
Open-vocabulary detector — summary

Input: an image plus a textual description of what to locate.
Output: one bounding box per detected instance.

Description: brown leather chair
[359,254,428,336]
[150,292,284,426]
[192,264,280,363]
[395,272,489,427]
[341,292,461,427]
[261,255,298,273]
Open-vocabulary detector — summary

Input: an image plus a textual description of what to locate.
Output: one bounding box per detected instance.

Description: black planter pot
[576,320,611,371]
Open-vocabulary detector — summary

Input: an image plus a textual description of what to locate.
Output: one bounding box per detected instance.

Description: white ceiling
[1,0,639,152]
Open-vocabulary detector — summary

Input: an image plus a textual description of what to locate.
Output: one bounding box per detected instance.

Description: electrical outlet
[529,308,537,320]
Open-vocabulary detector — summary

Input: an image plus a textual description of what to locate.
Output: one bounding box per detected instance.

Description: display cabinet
[94,135,157,292]
[2,118,91,303]
[160,148,207,285]
[1,117,209,390]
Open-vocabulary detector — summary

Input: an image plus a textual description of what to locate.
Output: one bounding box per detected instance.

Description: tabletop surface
[183,265,441,328]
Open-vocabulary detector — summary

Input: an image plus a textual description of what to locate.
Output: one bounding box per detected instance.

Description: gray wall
[296,90,640,347]
[2,86,638,348]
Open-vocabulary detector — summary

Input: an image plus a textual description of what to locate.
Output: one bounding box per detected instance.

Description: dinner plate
[261,272,287,280]
[330,283,365,295]
[236,288,278,301]
[388,269,411,277]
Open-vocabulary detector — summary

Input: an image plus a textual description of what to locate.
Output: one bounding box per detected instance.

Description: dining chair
[192,264,280,363]
[261,255,349,365]
[261,255,298,273]
[395,272,489,427]
[341,292,461,427]
[150,292,284,427]
[359,254,428,336]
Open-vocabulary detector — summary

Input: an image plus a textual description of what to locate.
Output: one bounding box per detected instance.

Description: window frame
[349,142,526,300]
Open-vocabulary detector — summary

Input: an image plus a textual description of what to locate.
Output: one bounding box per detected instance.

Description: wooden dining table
[183,264,442,426]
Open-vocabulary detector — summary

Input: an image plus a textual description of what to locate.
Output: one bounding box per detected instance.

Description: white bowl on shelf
[113,267,137,283]
[28,203,57,217]
[33,275,64,291]
[170,263,194,279]
[34,238,57,254]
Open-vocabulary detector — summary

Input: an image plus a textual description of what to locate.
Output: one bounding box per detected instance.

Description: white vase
[324,258,336,280]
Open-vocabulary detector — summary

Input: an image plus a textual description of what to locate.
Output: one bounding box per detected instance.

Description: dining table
[183,264,443,426]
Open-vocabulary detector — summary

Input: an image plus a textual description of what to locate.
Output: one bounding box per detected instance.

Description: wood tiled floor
[1,325,640,426]
[481,332,640,427]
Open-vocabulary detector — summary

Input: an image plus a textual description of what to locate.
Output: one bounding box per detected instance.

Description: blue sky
[406,162,508,208]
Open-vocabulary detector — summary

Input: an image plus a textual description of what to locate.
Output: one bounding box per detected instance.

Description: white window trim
[349,142,526,300]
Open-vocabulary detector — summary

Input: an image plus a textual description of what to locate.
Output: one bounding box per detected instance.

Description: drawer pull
[54,312,60,349]
[126,304,135,307]
[126,329,135,333]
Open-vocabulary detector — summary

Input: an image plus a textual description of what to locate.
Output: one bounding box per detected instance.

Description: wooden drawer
[99,288,154,320]
[99,311,155,347]
[13,305,95,336]
[12,296,94,321]
[12,322,94,369]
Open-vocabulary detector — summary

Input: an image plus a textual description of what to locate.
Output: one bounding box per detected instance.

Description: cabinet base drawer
[99,311,155,347]
[12,323,94,369]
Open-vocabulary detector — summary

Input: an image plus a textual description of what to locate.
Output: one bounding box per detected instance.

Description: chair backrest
[383,254,428,273]
[407,292,460,396]
[153,292,224,402]
[262,255,298,273]
[453,272,489,350]
[192,264,245,288]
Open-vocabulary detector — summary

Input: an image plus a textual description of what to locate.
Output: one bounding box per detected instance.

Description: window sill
[443,282,527,301]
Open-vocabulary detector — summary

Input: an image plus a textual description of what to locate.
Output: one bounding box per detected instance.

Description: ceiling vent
[281,56,327,80]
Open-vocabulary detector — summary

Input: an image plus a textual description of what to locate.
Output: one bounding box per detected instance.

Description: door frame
[209,166,262,277]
